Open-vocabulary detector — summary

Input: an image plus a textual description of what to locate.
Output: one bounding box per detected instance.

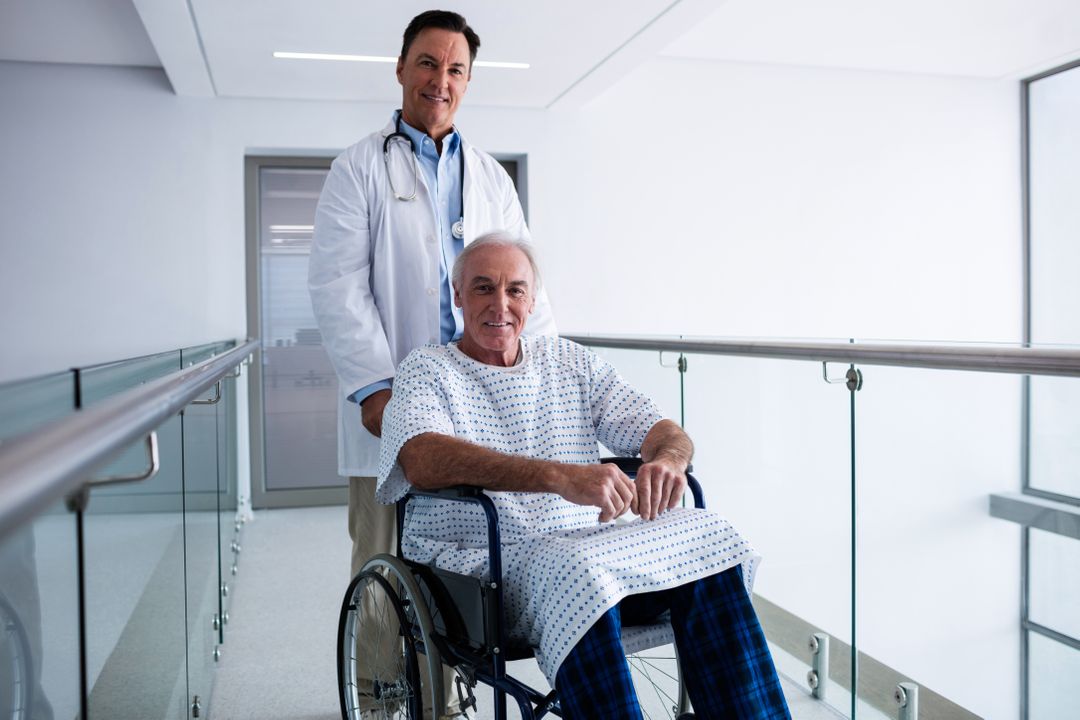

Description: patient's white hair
[451,231,543,293]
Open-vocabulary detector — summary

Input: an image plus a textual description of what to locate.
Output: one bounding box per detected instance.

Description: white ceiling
[661,0,1080,80]
[3,0,1080,106]
[0,0,159,67]
[188,0,686,106]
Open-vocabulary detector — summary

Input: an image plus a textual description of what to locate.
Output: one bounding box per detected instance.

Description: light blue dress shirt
[352,113,464,405]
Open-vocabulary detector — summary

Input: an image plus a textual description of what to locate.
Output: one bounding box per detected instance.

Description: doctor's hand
[631,460,687,521]
[556,463,635,523]
[360,389,392,438]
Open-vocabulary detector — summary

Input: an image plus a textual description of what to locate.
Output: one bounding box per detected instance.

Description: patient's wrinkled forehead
[463,245,534,289]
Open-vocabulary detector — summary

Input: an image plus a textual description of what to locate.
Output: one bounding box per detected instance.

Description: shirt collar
[397,110,460,159]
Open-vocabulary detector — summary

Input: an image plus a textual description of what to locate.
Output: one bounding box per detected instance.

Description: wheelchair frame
[338,457,704,720]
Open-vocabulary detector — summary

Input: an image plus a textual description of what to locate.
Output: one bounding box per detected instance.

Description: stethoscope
[383,112,465,240]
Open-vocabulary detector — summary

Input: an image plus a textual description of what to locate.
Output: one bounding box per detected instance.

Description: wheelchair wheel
[338,555,444,720]
[626,644,690,719]
[0,593,32,720]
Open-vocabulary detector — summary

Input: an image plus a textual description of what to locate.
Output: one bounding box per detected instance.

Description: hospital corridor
[2,1,1080,719]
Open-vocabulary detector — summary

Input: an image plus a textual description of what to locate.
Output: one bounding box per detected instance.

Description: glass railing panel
[0,372,80,720]
[684,353,855,717]
[1029,528,1080,641]
[81,351,185,505]
[79,350,189,720]
[1028,375,1080,498]
[180,342,232,712]
[1028,631,1079,719]
[854,365,1022,719]
[219,369,239,644]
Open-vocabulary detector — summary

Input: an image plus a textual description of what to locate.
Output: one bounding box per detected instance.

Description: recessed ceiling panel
[190,0,675,106]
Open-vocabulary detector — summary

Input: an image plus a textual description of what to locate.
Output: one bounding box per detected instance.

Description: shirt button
[427,288,437,296]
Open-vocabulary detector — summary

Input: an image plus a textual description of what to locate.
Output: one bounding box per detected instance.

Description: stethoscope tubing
[384,112,465,239]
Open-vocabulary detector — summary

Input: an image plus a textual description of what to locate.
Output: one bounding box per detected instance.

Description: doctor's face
[454,244,536,367]
[397,28,471,142]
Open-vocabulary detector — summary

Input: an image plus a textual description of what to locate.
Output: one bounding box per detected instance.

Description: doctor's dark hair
[401,10,481,66]
[452,232,543,294]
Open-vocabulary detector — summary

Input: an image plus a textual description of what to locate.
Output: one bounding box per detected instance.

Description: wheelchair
[337,457,705,720]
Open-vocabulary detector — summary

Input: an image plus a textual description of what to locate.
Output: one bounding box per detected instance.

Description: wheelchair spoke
[631,658,678,706]
[340,569,423,719]
[627,650,682,720]
[630,655,680,684]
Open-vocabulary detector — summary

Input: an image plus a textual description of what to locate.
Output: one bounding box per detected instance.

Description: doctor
[309,9,556,715]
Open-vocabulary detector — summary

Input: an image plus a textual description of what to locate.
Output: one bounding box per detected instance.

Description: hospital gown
[376,335,761,684]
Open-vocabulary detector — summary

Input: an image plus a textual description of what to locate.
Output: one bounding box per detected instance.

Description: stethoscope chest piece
[452,219,465,240]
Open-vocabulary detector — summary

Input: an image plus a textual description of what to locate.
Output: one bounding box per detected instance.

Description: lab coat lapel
[460,137,477,245]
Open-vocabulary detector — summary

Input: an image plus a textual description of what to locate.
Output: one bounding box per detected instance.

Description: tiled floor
[211,505,845,720]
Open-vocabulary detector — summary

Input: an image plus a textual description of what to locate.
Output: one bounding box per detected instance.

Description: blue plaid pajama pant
[554,565,791,719]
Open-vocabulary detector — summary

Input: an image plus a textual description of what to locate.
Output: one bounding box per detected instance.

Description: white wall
[0,60,549,383]
[543,57,1021,342]
[541,57,1023,718]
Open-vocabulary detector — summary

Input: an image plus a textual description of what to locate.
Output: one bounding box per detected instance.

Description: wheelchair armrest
[406,485,486,500]
[599,456,704,509]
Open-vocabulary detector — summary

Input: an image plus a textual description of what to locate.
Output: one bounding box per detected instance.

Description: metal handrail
[564,334,1080,378]
[0,340,259,541]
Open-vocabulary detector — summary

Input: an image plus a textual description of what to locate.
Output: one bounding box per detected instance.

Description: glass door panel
[251,162,342,504]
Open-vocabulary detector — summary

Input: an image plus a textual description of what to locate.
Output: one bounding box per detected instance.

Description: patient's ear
[453,284,462,307]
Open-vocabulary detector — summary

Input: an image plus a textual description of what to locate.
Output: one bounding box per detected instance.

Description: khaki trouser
[349,476,461,718]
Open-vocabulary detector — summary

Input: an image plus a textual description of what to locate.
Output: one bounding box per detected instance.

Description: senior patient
[376,233,791,719]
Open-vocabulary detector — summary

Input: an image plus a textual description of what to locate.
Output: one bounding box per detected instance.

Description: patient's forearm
[398,433,560,493]
[398,433,637,522]
[640,419,694,471]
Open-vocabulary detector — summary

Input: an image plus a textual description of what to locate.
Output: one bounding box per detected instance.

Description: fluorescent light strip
[270,224,314,232]
[273,51,528,69]
[274,52,395,63]
[474,60,530,69]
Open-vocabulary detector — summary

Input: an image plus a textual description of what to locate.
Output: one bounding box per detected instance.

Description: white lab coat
[309,117,557,477]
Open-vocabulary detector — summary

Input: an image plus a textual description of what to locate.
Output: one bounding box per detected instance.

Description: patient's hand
[557,464,636,523]
[631,460,687,521]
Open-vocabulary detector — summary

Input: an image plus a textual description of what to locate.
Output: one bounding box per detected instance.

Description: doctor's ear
[396,58,404,84]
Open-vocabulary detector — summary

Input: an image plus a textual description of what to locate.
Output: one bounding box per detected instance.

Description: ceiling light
[275,52,395,63]
[273,51,528,69]
[270,224,314,233]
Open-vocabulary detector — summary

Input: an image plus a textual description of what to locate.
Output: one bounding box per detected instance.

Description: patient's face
[454,244,536,366]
